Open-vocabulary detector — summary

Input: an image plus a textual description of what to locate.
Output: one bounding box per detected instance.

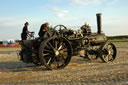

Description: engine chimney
[96,13,102,34]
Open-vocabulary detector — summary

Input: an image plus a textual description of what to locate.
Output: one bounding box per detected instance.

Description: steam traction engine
[19,13,117,70]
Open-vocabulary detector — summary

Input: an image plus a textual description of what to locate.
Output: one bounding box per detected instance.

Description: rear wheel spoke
[56,58,60,67]
[55,40,58,49]
[47,57,53,65]
[60,55,66,62]
[58,45,62,50]
[48,42,55,51]
[40,36,72,70]
[44,49,53,53]
[43,53,50,56]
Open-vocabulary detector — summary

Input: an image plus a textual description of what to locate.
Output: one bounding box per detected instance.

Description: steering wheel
[54,25,67,37]
[27,31,35,40]
[54,25,67,32]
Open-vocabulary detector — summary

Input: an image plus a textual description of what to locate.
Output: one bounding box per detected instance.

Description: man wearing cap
[21,22,30,40]
[38,22,49,37]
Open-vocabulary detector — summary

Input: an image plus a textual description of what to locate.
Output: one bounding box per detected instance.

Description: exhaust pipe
[96,13,102,34]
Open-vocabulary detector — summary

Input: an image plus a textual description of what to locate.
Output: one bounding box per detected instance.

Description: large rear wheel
[39,36,72,70]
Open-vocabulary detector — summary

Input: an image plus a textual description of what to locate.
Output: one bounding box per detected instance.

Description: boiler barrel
[89,34,107,46]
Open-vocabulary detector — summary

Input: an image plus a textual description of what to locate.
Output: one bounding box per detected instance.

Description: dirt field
[0,45,128,85]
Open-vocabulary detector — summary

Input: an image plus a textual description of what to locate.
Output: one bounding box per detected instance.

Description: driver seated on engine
[81,23,91,35]
[38,22,49,37]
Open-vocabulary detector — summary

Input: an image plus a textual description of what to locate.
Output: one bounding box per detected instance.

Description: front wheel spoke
[103,55,108,60]
[105,56,109,61]
[108,54,113,60]
[108,47,112,51]
[107,55,110,61]
[111,50,114,53]
[108,45,113,50]
[110,52,114,55]
[107,54,112,61]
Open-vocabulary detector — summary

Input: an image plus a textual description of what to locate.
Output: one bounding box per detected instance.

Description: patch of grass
[0,47,20,51]
[110,42,128,47]
[0,46,20,48]
[108,39,128,42]
[108,39,128,47]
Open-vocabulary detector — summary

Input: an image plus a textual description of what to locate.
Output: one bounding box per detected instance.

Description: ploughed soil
[0,47,128,85]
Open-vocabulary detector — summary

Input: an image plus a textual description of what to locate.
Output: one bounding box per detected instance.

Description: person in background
[38,22,49,37]
[21,22,30,40]
[81,22,91,34]
[81,23,90,31]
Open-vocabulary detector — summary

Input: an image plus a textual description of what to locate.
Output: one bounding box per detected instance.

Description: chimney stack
[96,13,102,34]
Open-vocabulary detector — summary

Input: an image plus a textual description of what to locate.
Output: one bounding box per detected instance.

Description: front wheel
[100,43,117,62]
[39,36,72,70]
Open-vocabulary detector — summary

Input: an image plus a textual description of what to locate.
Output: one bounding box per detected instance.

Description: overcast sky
[0,0,128,40]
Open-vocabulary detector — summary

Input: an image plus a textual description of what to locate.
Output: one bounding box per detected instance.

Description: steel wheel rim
[40,37,72,70]
[102,43,117,62]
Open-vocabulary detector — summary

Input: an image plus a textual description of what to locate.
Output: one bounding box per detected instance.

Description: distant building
[7,39,15,44]
[3,41,8,45]
[0,39,19,47]
[0,41,2,44]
